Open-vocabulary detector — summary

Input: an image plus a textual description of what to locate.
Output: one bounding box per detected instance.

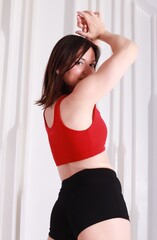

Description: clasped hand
[75,10,106,41]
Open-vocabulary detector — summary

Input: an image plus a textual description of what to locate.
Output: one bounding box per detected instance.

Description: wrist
[98,31,112,41]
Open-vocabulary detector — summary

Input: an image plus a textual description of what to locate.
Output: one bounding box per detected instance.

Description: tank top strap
[53,95,67,125]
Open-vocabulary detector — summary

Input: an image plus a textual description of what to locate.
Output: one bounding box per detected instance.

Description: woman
[37,10,138,240]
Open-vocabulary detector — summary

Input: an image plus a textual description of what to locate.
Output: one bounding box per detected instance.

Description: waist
[61,168,117,190]
[57,151,114,181]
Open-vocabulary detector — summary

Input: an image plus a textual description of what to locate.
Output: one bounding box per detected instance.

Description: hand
[75,11,106,41]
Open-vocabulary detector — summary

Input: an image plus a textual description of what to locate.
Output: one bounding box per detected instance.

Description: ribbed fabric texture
[44,95,107,166]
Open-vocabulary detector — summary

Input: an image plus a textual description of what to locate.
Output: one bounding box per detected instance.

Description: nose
[83,65,93,77]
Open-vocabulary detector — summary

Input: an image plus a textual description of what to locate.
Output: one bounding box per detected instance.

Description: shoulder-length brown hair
[36,35,100,109]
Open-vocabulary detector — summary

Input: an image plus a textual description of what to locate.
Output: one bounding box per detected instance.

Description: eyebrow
[80,58,96,62]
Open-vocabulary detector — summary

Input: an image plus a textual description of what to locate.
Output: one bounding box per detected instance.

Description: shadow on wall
[0,0,15,239]
[148,11,157,240]
[148,93,157,240]
[0,0,11,150]
[63,0,75,35]
[0,0,33,240]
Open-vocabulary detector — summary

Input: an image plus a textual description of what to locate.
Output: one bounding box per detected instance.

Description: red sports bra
[44,95,107,166]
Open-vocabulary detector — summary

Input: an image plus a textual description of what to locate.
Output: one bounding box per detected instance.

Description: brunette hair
[36,34,100,109]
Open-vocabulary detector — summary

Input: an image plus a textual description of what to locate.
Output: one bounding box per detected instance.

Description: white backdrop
[0,0,157,240]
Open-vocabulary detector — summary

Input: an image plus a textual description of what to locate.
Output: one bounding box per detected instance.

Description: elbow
[133,41,139,58]
[128,41,139,63]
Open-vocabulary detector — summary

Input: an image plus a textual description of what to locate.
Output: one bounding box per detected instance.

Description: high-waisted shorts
[48,168,129,240]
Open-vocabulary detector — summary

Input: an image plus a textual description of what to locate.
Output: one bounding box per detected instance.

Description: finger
[94,11,100,16]
[75,30,89,38]
[83,10,96,16]
[82,24,88,32]
[82,10,100,17]
[78,15,88,26]
[83,27,87,33]
[95,11,102,19]
[77,11,91,20]
[77,15,83,28]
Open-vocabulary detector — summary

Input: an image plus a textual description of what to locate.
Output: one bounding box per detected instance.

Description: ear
[56,69,60,75]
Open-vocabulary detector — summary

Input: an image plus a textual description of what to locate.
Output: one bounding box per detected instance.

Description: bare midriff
[57,150,114,181]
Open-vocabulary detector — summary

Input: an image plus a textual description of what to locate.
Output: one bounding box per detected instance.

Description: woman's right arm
[70,11,138,106]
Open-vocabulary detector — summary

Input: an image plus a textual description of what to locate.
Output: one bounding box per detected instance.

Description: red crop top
[44,95,107,166]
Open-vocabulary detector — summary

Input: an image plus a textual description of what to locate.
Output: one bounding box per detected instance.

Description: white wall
[0,0,157,240]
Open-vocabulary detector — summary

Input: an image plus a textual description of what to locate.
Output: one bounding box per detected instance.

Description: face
[63,47,96,88]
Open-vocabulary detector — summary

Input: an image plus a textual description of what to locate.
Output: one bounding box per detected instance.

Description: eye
[90,63,96,69]
[75,60,83,66]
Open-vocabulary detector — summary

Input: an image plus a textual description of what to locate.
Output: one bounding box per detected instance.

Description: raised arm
[72,11,138,105]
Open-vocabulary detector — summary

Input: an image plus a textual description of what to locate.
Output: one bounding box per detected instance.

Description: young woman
[37,10,138,240]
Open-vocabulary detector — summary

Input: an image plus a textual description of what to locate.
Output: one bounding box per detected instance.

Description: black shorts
[49,168,129,240]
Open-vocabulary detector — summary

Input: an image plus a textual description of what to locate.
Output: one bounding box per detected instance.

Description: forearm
[76,11,138,57]
[98,31,137,54]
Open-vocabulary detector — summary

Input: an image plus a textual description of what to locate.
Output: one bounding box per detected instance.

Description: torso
[45,97,114,181]
[57,151,114,180]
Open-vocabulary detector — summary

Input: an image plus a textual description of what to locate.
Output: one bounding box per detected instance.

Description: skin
[63,48,96,88]
[46,10,138,240]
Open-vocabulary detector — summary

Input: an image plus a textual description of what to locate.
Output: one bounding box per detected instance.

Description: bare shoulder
[44,95,95,130]
[66,75,98,108]
[68,41,138,105]
[60,94,95,130]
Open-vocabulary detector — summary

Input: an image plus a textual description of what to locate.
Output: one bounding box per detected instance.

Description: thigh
[47,237,55,240]
[78,218,131,240]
